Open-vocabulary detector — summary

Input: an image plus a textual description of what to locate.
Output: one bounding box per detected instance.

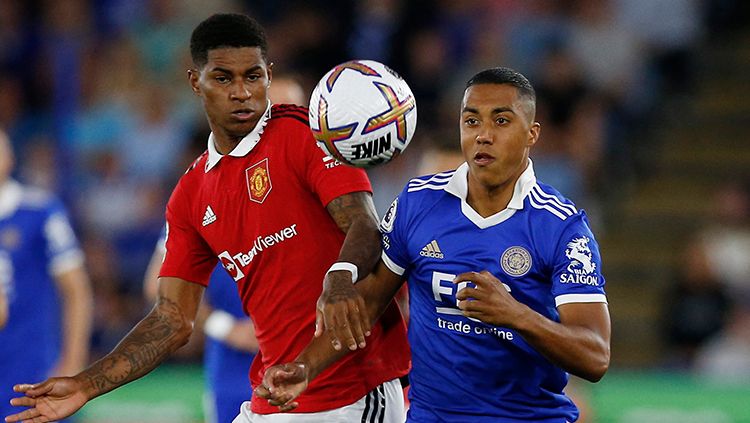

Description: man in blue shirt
[0,130,93,421]
[257,67,611,422]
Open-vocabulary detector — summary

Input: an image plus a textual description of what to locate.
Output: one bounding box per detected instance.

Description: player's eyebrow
[462,106,516,115]
[208,65,263,74]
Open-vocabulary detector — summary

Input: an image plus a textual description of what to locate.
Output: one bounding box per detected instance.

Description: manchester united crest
[245,158,272,203]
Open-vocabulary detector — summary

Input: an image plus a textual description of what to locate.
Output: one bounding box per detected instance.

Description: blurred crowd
[1,0,747,371]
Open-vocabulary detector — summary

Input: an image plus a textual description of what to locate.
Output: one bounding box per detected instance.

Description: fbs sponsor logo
[202,206,217,227]
[420,240,444,259]
[218,223,299,281]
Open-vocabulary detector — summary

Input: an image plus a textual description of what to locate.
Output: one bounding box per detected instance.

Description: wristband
[326,262,358,283]
[204,310,235,341]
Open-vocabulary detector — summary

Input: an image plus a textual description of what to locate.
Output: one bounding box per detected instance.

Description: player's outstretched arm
[4,277,204,423]
[256,260,404,411]
[0,284,7,329]
[454,271,610,382]
[316,191,381,350]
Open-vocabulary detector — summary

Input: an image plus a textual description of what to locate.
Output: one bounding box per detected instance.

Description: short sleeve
[550,211,607,307]
[380,186,410,276]
[295,125,372,207]
[160,179,217,286]
[43,200,84,276]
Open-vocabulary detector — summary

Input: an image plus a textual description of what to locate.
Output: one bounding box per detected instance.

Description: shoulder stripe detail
[555,293,608,307]
[529,192,569,220]
[529,187,576,219]
[271,112,308,125]
[273,104,308,112]
[408,170,455,187]
[532,185,577,214]
[407,183,449,193]
[272,109,309,119]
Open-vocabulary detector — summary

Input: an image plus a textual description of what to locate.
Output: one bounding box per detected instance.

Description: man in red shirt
[5,13,409,423]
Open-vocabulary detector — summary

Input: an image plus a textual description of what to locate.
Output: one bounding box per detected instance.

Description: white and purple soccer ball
[309,60,417,168]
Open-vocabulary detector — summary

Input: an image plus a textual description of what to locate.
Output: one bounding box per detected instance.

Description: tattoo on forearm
[85,296,188,395]
[326,192,381,275]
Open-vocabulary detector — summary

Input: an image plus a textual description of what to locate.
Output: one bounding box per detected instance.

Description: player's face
[189,47,272,146]
[460,83,540,190]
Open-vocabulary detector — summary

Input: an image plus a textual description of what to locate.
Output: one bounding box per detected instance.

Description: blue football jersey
[381,162,606,423]
[0,181,84,418]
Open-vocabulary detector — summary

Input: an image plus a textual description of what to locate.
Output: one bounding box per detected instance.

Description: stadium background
[2,0,749,421]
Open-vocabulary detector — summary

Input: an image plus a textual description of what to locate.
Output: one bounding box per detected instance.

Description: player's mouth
[473,152,495,166]
[231,109,255,121]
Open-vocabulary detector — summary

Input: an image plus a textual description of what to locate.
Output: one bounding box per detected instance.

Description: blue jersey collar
[444,159,537,228]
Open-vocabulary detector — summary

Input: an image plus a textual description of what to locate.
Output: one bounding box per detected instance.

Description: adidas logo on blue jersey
[420,240,444,259]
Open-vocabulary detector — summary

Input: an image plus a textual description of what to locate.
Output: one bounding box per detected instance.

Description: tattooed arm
[4,277,203,423]
[315,191,381,351]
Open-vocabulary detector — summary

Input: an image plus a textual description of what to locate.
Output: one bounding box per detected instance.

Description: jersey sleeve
[379,186,410,276]
[294,125,372,207]
[550,211,607,307]
[160,179,217,286]
[43,200,84,276]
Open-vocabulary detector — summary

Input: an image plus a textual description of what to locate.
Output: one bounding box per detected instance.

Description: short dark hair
[466,67,536,118]
[190,13,268,67]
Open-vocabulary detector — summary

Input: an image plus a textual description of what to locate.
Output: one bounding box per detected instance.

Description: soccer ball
[309,60,417,168]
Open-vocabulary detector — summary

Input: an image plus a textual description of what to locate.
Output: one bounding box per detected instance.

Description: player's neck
[466,178,515,217]
[212,130,246,155]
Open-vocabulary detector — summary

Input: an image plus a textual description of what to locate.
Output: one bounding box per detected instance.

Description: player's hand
[453,271,528,327]
[5,377,88,423]
[254,363,309,412]
[314,270,370,351]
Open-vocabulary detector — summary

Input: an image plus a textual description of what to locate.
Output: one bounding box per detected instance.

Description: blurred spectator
[661,235,732,368]
[0,129,94,419]
[694,304,750,384]
[700,183,750,302]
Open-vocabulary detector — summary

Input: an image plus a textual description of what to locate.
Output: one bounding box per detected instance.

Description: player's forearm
[58,269,94,373]
[74,297,193,400]
[0,290,7,328]
[327,192,381,280]
[513,308,610,382]
[298,271,400,380]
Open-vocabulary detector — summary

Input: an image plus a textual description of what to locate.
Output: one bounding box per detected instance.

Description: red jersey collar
[205,100,272,172]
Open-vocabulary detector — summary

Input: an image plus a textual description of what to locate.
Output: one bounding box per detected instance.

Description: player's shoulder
[182,150,209,177]
[404,170,457,196]
[17,184,57,211]
[269,104,309,127]
[526,180,580,222]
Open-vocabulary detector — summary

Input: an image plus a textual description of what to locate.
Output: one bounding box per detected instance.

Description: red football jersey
[161,103,410,414]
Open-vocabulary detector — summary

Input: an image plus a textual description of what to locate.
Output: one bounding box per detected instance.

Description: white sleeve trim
[50,250,85,276]
[381,251,405,276]
[555,293,608,307]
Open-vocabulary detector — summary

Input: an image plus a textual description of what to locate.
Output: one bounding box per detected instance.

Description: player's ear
[266,62,274,88]
[188,68,201,96]
[528,122,540,147]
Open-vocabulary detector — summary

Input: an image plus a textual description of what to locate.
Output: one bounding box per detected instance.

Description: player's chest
[193,157,312,251]
[404,214,548,300]
[0,214,41,257]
